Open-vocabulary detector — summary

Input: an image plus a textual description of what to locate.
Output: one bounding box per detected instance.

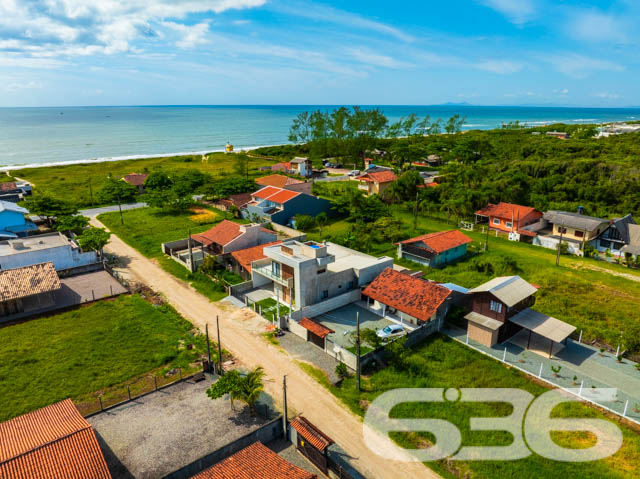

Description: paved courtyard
[313,302,394,349]
[88,375,273,479]
[58,270,127,306]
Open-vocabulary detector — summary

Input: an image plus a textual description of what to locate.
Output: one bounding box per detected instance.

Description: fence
[103,262,130,290]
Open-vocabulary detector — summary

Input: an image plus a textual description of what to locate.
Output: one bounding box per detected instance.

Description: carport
[299,317,334,350]
[508,308,576,358]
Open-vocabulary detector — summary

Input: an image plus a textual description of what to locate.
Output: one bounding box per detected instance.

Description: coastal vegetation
[302,334,640,479]
[0,294,208,421]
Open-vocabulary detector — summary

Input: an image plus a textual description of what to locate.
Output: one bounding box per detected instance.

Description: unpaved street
[91,217,440,479]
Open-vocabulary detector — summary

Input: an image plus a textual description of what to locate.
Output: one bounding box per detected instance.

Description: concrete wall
[533,235,582,255]
[353,258,393,286]
[266,222,306,241]
[0,244,98,271]
[229,280,254,297]
[224,224,277,254]
[164,416,283,479]
[162,239,190,255]
[288,318,308,340]
[291,289,362,321]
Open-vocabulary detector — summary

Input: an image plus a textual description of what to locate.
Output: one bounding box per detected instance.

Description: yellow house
[355,170,397,196]
[543,211,609,242]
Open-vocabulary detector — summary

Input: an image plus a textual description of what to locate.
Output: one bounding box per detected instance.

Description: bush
[335,362,349,380]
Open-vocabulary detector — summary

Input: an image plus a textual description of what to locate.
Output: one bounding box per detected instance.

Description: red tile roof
[299,317,334,339]
[0,399,111,479]
[266,189,300,204]
[475,202,540,221]
[359,170,397,184]
[0,262,61,302]
[192,442,315,479]
[192,220,242,247]
[122,173,148,186]
[397,230,472,254]
[290,417,334,452]
[256,174,304,188]
[363,268,451,323]
[231,241,282,273]
[0,182,17,192]
[271,162,292,172]
[253,186,281,199]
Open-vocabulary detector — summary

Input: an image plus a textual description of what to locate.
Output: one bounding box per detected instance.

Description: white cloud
[163,21,211,49]
[595,92,621,100]
[5,80,44,91]
[545,53,624,77]
[475,59,523,74]
[476,0,536,24]
[347,48,411,69]
[567,10,628,43]
[553,88,569,95]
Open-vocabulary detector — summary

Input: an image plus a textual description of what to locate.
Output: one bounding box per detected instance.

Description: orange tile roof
[231,241,282,273]
[266,189,300,204]
[475,202,540,221]
[359,170,397,184]
[363,268,451,323]
[192,442,315,479]
[252,186,281,199]
[290,417,334,452]
[397,230,472,254]
[0,399,111,479]
[122,173,148,186]
[271,162,292,171]
[0,182,17,192]
[299,317,334,339]
[0,262,61,302]
[192,220,242,247]
[256,174,304,188]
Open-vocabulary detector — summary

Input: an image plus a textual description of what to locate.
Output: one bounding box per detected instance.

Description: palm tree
[239,366,265,416]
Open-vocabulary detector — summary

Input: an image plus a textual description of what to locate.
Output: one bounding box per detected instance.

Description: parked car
[325,162,336,168]
[376,324,404,339]
[348,170,361,176]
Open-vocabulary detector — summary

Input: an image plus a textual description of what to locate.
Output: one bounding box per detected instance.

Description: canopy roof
[464,311,503,331]
[508,308,576,343]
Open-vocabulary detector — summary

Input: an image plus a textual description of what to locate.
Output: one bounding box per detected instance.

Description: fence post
[503,347,507,362]
[578,330,583,343]
[616,344,620,357]
[154,376,158,391]
[179,368,182,380]
[110,285,113,296]
[579,380,583,396]
[127,386,131,401]
[99,396,103,412]
[538,363,543,378]
[92,289,95,301]
[623,400,629,417]
[466,331,469,344]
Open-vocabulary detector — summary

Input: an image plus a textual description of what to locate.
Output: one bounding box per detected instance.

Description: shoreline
[0,143,283,172]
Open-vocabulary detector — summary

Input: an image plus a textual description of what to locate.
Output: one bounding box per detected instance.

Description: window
[600,239,611,249]
[505,222,513,228]
[558,226,567,234]
[317,268,326,274]
[348,281,355,289]
[321,290,329,299]
[490,300,502,313]
[271,262,281,277]
[492,218,500,225]
[575,230,584,238]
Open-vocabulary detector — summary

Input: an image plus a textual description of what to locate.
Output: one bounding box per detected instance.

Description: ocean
[1,105,639,169]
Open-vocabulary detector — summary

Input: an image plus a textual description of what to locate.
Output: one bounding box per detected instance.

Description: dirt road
[91,218,440,479]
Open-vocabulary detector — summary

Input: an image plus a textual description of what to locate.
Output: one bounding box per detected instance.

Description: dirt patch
[569,262,640,283]
[189,206,218,223]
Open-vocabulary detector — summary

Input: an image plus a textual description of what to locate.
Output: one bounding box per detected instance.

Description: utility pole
[216,315,223,375]
[556,228,564,266]
[484,222,490,251]
[187,229,194,273]
[117,193,123,225]
[282,375,288,439]
[413,191,419,230]
[356,311,361,392]
[205,323,212,373]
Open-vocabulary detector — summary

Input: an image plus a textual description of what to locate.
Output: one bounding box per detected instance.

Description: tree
[203,177,256,200]
[316,211,328,234]
[144,171,173,191]
[233,154,250,178]
[206,366,265,415]
[175,170,207,191]
[76,227,111,258]
[55,215,89,235]
[97,178,138,204]
[20,194,78,226]
[373,216,404,243]
[360,328,384,350]
[146,188,192,212]
[294,214,315,231]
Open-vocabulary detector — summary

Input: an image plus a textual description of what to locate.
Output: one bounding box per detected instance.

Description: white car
[348,170,361,176]
[376,324,404,339]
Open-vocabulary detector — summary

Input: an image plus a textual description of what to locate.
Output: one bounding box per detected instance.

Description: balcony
[253,263,294,288]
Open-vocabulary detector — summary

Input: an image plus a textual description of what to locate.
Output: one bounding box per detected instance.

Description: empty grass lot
[305,334,640,479]
[98,206,242,301]
[0,295,207,421]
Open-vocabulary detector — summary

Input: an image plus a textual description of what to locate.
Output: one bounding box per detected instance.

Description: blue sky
[0,0,638,107]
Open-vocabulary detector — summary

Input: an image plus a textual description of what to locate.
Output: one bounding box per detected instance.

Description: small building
[256,174,312,194]
[0,232,99,271]
[0,181,32,203]
[534,210,610,254]
[243,186,331,226]
[0,399,111,479]
[362,268,452,327]
[621,224,640,259]
[546,131,569,139]
[230,240,282,279]
[289,416,334,476]
[0,200,38,239]
[290,157,313,177]
[591,214,636,256]
[396,230,472,268]
[354,170,397,196]
[122,173,149,194]
[426,154,442,166]
[192,441,316,479]
[464,276,575,356]
[0,262,61,317]
[212,192,252,213]
[475,202,542,235]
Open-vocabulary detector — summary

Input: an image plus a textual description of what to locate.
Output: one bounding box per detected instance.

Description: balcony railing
[253,264,294,288]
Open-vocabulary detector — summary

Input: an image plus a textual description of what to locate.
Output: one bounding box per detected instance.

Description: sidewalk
[443,325,640,423]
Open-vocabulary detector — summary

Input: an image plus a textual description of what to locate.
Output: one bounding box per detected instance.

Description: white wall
[0,245,98,271]
[291,289,362,321]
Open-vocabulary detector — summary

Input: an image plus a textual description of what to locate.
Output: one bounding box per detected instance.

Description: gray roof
[621,223,640,255]
[542,210,609,232]
[508,308,576,343]
[610,214,636,245]
[0,200,29,215]
[465,311,502,330]
[468,276,538,307]
[291,157,309,164]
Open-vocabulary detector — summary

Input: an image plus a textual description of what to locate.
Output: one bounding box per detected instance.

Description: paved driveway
[81,203,147,217]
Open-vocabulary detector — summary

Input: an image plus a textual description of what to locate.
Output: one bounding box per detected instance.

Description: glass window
[505,222,513,228]
[575,230,584,238]
[490,300,502,313]
[321,290,329,299]
[600,239,611,249]
[492,218,500,225]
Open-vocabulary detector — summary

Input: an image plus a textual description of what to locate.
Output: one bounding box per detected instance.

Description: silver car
[376,324,404,339]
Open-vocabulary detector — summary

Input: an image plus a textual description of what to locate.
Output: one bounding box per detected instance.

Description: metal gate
[296,434,328,474]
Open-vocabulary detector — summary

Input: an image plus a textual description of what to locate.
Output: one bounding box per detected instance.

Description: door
[297,435,328,473]
[308,331,325,350]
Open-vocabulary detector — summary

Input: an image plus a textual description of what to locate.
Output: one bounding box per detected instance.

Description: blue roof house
[0,200,38,239]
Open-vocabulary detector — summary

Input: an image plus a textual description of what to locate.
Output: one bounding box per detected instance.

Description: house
[250,240,392,311]
[271,161,292,173]
[591,214,636,256]
[475,202,542,236]
[546,131,569,139]
[122,172,149,193]
[464,276,575,356]
[289,416,334,476]
[396,230,472,268]
[0,399,111,479]
[230,240,282,279]
[426,154,442,166]
[621,224,640,259]
[354,170,397,196]
[0,180,32,203]
[290,157,313,177]
[533,210,610,254]
[213,192,252,213]
[0,232,99,271]
[0,262,61,317]
[0,200,38,239]
[243,186,331,226]
[256,174,312,195]
[362,268,452,327]
[192,441,316,479]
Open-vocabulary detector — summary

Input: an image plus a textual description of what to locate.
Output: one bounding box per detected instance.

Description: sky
[0,0,638,107]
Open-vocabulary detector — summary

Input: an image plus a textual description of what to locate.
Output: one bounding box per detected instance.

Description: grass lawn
[254,297,290,323]
[304,206,640,347]
[0,294,209,421]
[12,152,273,207]
[304,334,640,479]
[98,206,242,301]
